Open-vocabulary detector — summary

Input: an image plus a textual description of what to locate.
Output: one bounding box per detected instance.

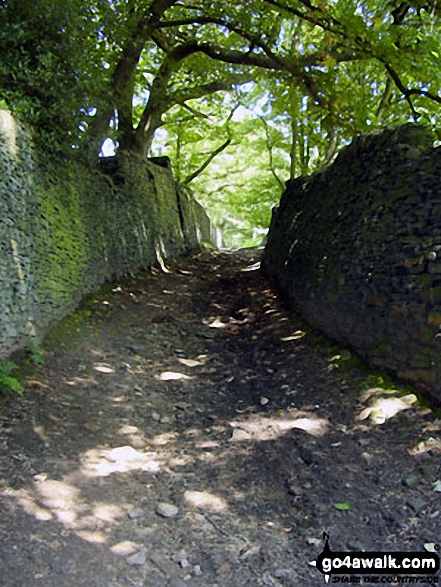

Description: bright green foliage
[2,0,441,241]
[0,361,23,398]
[25,343,45,366]
[155,96,288,245]
[0,0,109,151]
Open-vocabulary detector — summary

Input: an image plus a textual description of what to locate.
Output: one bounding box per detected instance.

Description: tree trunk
[130,53,187,156]
[290,114,297,180]
[86,0,181,162]
[87,35,145,163]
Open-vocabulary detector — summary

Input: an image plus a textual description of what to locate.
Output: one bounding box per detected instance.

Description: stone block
[0,112,211,360]
[263,123,441,400]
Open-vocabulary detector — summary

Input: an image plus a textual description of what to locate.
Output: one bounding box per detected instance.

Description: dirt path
[1,249,440,587]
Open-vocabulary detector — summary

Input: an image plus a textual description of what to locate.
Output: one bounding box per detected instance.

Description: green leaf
[334,502,351,511]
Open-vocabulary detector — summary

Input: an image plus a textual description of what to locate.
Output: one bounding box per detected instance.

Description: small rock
[347,540,365,551]
[172,550,189,568]
[193,564,202,576]
[230,429,252,442]
[286,482,303,497]
[128,507,145,520]
[240,545,261,559]
[260,396,269,405]
[175,402,189,411]
[136,525,158,538]
[156,502,179,518]
[274,568,297,583]
[171,549,187,561]
[126,550,147,566]
[151,412,161,421]
[160,416,171,424]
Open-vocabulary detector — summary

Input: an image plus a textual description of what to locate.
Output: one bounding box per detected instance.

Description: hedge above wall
[0,110,211,359]
[263,123,441,401]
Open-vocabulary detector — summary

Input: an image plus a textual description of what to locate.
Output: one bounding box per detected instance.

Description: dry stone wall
[0,111,211,359]
[263,123,441,400]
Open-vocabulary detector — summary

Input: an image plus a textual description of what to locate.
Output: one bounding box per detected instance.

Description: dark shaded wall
[0,111,211,359]
[263,123,441,400]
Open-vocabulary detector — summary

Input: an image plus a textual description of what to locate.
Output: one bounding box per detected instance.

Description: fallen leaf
[408,437,441,455]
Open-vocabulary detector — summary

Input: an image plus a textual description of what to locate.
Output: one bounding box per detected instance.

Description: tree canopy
[1,0,441,244]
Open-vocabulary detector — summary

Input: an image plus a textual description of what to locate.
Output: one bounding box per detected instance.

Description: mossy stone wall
[263,123,441,400]
[0,111,211,358]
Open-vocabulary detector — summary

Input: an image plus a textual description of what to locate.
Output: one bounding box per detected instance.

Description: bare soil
[1,249,440,587]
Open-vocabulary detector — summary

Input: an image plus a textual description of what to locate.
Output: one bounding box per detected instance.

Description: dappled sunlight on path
[1,250,441,586]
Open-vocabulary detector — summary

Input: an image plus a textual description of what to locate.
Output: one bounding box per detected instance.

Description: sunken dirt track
[0,248,440,587]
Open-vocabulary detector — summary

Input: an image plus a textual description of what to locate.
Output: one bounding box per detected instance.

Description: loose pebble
[193,564,202,576]
[274,568,297,582]
[230,429,252,442]
[127,507,145,520]
[156,502,179,518]
[172,549,189,568]
[126,550,147,566]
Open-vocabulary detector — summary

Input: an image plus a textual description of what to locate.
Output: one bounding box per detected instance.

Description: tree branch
[376,75,393,121]
[321,127,339,168]
[188,42,325,105]
[182,138,232,185]
[180,103,211,119]
[154,16,288,69]
[384,60,441,118]
[149,0,181,21]
[259,117,285,191]
[171,74,252,105]
[264,0,345,37]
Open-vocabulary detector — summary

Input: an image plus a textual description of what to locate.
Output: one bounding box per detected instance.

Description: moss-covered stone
[0,110,211,359]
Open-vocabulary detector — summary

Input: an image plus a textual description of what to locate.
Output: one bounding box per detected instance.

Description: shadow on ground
[1,249,440,587]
